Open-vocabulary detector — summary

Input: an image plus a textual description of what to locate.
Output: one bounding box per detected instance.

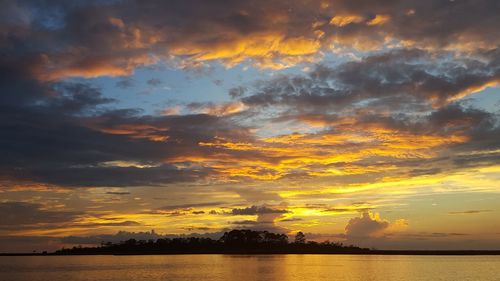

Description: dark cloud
[227,205,290,233]
[322,208,372,214]
[408,168,442,177]
[106,191,131,195]
[2,1,500,189]
[232,220,259,225]
[280,217,303,222]
[8,164,211,187]
[116,78,135,89]
[158,202,225,211]
[3,0,500,79]
[0,61,254,187]
[448,210,493,215]
[230,205,289,215]
[242,49,500,110]
[0,202,81,227]
[146,78,162,86]
[75,221,142,227]
[230,216,288,233]
[229,86,246,98]
[364,0,500,49]
[395,232,469,239]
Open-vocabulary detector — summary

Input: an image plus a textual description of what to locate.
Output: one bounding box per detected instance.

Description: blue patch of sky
[74,59,328,115]
[463,87,500,113]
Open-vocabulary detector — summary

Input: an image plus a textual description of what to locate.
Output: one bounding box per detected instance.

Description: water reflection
[0,255,499,281]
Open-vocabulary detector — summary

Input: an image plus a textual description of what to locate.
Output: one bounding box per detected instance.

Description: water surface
[0,255,499,281]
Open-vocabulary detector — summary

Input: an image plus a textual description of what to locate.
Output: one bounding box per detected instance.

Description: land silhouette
[53,229,369,255]
[1,229,499,256]
[34,229,498,256]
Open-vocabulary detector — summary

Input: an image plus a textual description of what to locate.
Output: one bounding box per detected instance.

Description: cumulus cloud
[345,212,390,238]
[345,212,408,239]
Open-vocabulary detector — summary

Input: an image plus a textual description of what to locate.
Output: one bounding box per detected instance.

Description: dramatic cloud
[1,0,500,252]
[242,49,500,109]
[2,1,500,188]
[3,0,500,80]
[0,63,254,187]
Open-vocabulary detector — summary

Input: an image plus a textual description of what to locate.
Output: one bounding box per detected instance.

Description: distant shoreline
[2,250,500,256]
[4,230,500,257]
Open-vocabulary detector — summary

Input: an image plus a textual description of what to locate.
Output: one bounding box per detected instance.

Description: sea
[0,254,499,281]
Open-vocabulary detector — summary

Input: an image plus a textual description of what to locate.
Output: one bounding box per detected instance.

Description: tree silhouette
[53,229,368,255]
[294,231,306,244]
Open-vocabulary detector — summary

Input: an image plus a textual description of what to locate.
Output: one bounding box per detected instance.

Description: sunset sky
[1,0,500,252]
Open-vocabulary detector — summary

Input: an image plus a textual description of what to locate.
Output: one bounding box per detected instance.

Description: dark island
[2,229,500,256]
[54,229,369,255]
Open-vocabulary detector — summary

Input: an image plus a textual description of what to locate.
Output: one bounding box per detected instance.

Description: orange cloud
[194,123,467,182]
[33,53,157,81]
[90,124,170,142]
[9,0,500,82]
[171,33,321,69]
[189,101,248,116]
[366,15,391,26]
[330,15,364,27]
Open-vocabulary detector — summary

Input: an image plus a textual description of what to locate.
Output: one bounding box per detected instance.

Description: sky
[1,0,500,252]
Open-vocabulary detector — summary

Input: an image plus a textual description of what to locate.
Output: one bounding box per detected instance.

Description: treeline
[55,229,369,255]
